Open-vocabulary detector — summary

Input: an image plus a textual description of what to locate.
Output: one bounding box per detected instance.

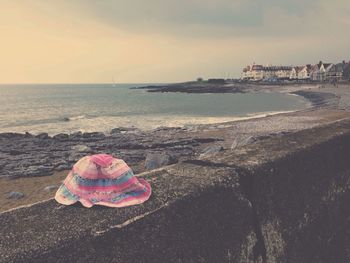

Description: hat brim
[55,176,152,208]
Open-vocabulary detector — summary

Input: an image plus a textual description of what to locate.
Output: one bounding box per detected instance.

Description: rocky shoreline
[0,127,223,179]
[0,83,346,180]
[2,113,350,262]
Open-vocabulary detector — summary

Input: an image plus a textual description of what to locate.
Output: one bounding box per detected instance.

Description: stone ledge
[0,162,255,263]
[1,119,350,262]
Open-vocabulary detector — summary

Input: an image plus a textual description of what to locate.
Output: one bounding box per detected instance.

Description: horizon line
[0,82,171,85]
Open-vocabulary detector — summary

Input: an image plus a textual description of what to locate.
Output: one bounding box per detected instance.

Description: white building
[290,66,304,79]
[242,60,348,82]
[241,64,264,80]
[241,64,293,81]
[310,62,333,81]
[297,65,312,80]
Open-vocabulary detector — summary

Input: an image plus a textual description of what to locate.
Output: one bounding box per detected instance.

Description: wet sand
[0,171,68,212]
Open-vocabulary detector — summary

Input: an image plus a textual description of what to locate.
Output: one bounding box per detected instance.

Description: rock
[193,138,222,143]
[7,191,25,199]
[217,124,231,129]
[6,170,21,178]
[55,163,71,171]
[116,142,146,150]
[231,136,257,150]
[0,133,25,139]
[69,131,83,139]
[24,166,53,177]
[71,144,92,153]
[44,185,59,192]
[152,126,184,132]
[53,133,69,140]
[36,133,49,139]
[0,153,10,160]
[0,120,212,179]
[150,139,198,149]
[9,149,25,155]
[110,128,123,134]
[199,145,224,158]
[123,130,140,134]
[67,152,85,163]
[111,127,138,134]
[82,132,105,139]
[24,132,33,138]
[144,153,172,170]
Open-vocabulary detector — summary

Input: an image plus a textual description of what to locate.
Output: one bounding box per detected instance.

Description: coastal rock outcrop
[133,83,247,93]
[231,135,257,150]
[43,185,59,192]
[144,153,173,170]
[199,144,224,158]
[0,128,221,179]
[6,191,25,200]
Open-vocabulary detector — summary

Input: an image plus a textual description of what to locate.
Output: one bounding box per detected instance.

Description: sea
[0,84,310,135]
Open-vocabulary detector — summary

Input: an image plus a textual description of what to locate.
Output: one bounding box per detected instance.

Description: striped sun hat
[55,154,151,208]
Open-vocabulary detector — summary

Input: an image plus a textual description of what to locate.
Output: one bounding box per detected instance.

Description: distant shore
[132,80,349,94]
[1,82,350,212]
[134,81,342,108]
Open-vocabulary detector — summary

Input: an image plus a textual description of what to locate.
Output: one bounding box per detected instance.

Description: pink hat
[55,154,151,208]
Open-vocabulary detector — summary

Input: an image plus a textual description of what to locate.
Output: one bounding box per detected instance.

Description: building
[274,66,293,79]
[322,63,333,81]
[297,64,312,80]
[310,62,333,81]
[290,67,298,79]
[326,61,350,81]
[241,64,292,81]
[241,65,253,80]
[343,63,350,80]
[310,64,319,81]
[241,64,264,81]
[326,63,345,81]
[290,66,304,80]
[241,60,349,82]
[251,65,264,80]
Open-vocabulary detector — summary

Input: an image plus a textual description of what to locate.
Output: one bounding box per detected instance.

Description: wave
[0,110,300,136]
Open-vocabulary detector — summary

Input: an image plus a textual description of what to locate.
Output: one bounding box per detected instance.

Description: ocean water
[0,84,309,135]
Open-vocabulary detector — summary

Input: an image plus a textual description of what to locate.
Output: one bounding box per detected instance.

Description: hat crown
[55,154,152,208]
[90,154,114,167]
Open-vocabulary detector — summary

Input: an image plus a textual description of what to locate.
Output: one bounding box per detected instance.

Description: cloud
[64,0,324,37]
[75,0,262,27]
[10,0,348,38]
[0,0,349,83]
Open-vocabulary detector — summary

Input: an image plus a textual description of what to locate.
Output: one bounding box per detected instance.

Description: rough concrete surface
[1,118,350,262]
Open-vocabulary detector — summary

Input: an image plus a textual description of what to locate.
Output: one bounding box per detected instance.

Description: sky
[0,0,349,83]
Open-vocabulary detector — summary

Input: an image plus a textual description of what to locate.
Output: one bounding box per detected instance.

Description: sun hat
[55,153,151,208]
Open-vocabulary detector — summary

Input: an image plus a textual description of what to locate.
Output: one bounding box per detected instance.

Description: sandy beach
[1,82,350,213]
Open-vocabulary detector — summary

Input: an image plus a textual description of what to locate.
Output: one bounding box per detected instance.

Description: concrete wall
[1,119,350,262]
[250,133,350,262]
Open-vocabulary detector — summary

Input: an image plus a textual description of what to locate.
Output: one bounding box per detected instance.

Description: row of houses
[241,61,350,82]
